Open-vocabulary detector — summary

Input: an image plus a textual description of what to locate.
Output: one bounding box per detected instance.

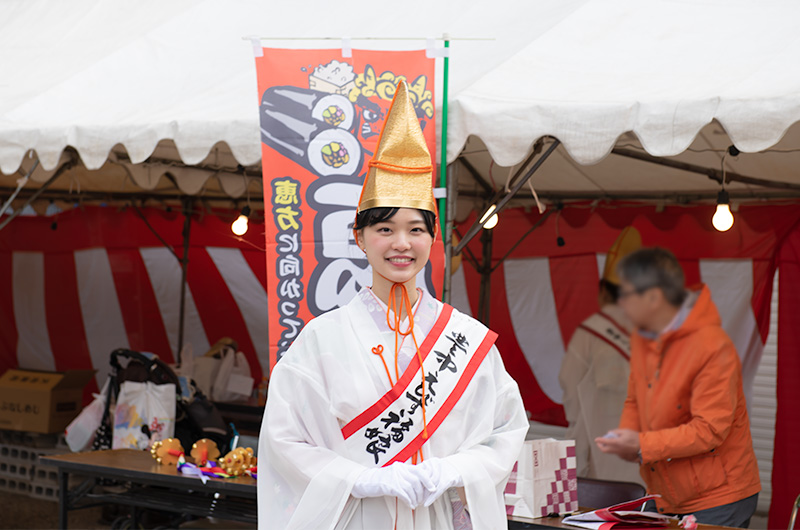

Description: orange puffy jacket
[619,285,761,514]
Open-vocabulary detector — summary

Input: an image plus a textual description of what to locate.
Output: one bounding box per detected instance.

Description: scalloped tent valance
[2,0,800,195]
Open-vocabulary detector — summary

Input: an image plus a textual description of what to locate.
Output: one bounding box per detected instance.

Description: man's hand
[594,429,641,462]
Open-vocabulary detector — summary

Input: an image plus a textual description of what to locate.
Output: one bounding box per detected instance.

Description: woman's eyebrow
[377,218,425,225]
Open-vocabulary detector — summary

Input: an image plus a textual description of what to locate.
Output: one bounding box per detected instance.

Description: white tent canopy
[2,0,800,198]
[0,0,586,173]
[450,0,800,167]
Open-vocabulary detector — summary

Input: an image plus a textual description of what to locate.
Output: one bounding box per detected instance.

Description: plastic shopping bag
[211,348,253,402]
[112,381,176,450]
[65,378,109,452]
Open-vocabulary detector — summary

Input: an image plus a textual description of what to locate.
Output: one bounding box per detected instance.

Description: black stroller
[92,348,231,452]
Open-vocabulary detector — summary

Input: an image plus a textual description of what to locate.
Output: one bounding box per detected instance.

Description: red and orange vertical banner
[254,48,442,370]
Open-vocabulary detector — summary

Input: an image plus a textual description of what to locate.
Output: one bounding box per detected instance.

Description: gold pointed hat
[603,226,642,284]
[356,81,437,215]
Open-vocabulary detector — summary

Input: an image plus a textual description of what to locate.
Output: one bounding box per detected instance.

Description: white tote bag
[211,348,253,402]
[112,381,176,450]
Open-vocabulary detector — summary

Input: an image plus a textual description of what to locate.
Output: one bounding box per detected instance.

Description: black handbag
[175,383,231,451]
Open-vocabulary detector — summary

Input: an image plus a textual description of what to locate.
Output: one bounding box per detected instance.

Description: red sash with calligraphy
[341,304,497,468]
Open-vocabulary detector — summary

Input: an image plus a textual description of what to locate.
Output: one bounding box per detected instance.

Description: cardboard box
[0,369,95,433]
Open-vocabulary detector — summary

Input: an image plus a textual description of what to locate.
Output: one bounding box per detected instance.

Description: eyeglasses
[617,286,651,300]
[617,289,639,300]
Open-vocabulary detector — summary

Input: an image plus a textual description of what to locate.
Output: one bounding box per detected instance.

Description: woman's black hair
[598,279,620,303]
[354,207,436,236]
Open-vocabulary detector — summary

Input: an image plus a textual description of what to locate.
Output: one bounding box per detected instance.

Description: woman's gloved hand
[351,462,435,509]
[414,457,463,507]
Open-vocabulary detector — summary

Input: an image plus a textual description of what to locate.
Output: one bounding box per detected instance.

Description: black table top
[40,449,257,497]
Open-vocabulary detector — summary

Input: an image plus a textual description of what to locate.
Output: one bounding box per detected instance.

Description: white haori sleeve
[439,343,529,530]
[258,360,367,530]
[257,301,401,530]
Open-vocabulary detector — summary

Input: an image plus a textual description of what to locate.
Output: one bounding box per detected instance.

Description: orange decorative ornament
[150,438,185,465]
[190,438,220,467]
[220,447,257,476]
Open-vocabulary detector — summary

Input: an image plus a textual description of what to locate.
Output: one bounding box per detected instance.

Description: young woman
[258,82,527,530]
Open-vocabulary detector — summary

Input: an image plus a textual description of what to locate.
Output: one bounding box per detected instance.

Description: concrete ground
[0,486,770,529]
[1,493,257,530]
[2,492,107,529]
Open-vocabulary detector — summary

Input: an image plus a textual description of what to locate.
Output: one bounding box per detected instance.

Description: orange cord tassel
[385,283,428,460]
[369,281,430,464]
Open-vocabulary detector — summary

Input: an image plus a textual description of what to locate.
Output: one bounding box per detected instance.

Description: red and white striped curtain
[452,205,794,425]
[452,253,770,421]
[2,203,799,527]
[452,204,800,529]
[0,206,267,397]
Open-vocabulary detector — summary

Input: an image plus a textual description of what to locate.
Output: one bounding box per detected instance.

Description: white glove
[351,462,435,509]
[414,457,463,507]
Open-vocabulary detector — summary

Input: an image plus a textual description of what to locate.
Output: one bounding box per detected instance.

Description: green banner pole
[438,36,450,233]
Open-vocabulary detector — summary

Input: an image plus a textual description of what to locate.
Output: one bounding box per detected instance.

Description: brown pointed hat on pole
[356,80,438,217]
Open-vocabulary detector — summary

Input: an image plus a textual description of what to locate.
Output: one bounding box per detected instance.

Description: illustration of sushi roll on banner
[307,129,361,176]
[310,93,355,129]
[260,86,362,177]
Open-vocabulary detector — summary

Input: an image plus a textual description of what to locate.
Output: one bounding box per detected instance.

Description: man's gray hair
[617,247,687,307]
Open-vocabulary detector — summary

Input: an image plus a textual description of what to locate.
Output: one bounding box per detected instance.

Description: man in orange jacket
[595,247,760,528]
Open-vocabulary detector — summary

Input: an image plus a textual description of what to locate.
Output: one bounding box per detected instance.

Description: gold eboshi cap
[356,81,437,215]
[603,226,642,284]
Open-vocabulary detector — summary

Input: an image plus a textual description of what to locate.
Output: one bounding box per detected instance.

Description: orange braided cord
[368,159,433,174]
[386,283,428,456]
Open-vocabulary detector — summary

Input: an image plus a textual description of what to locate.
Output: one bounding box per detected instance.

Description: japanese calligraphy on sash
[341,304,497,467]
[578,311,630,361]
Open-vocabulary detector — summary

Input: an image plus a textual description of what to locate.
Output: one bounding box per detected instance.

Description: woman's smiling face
[357,208,433,295]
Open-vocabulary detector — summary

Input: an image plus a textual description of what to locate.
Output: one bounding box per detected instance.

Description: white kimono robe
[558,304,642,485]
[258,288,528,530]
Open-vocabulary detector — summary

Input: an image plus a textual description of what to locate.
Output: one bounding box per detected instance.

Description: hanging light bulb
[231,205,251,236]
[712,190,734,232]
[480,204,499,230]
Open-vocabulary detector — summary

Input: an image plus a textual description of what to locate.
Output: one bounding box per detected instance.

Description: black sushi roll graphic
[260,86,361,177]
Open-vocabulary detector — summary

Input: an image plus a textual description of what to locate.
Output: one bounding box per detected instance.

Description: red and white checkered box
[505,438,578,522]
